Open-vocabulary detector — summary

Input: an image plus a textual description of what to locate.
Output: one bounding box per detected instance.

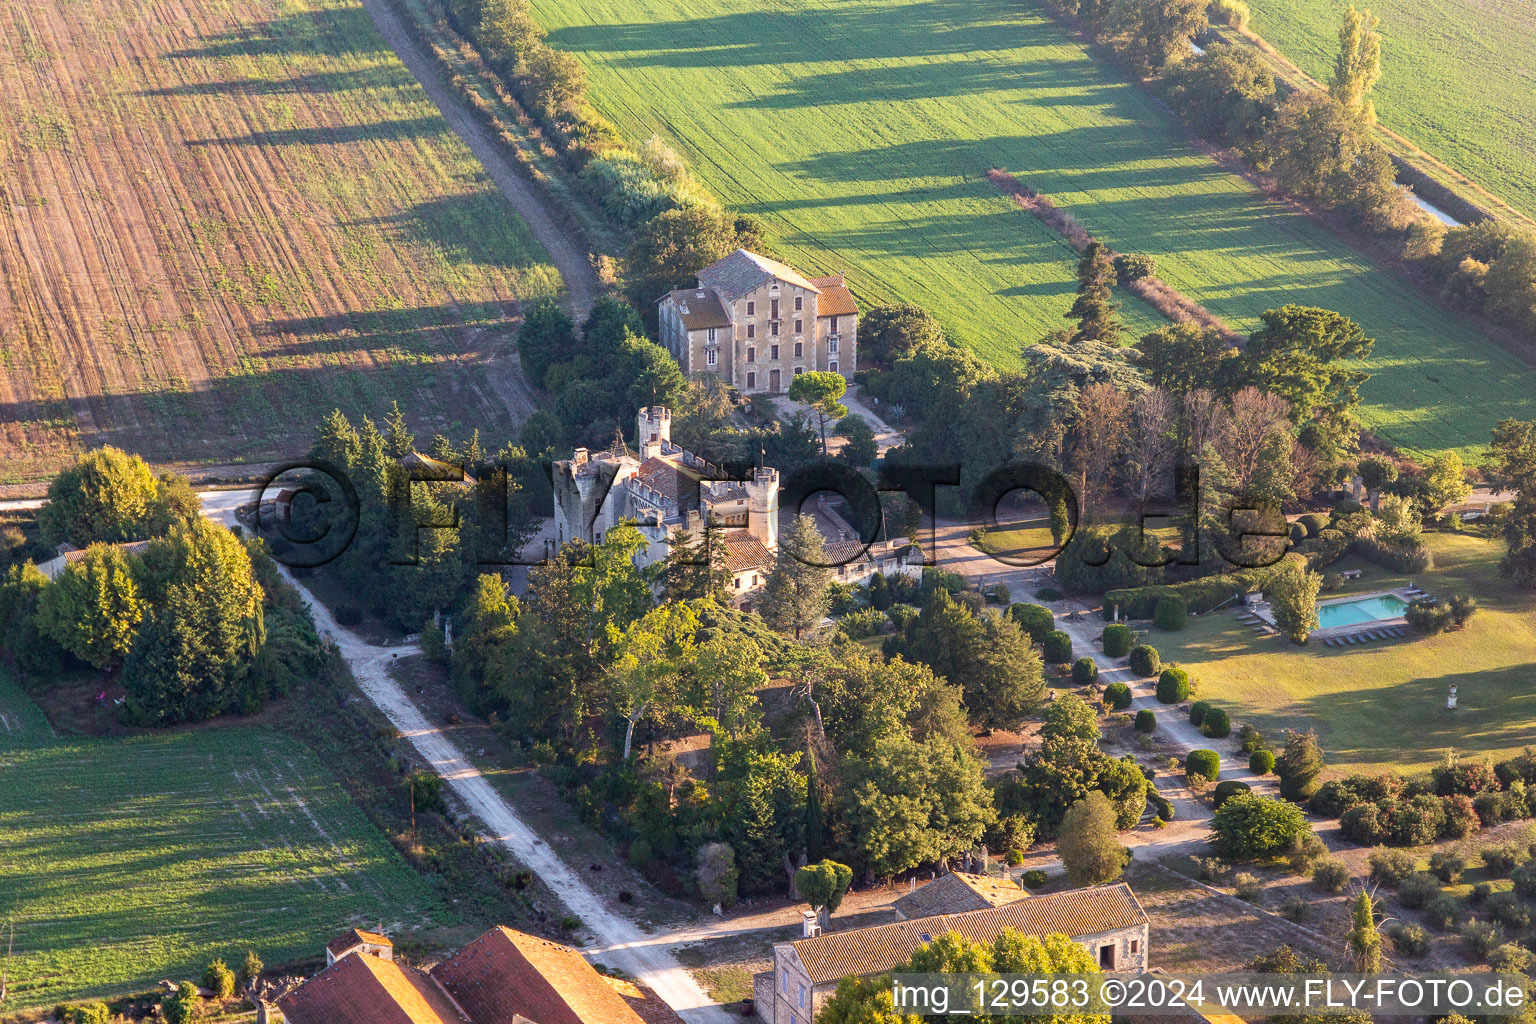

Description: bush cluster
[1315,755,1536,846]
[1135,709,1157,733]
[1072,656,1099,685]
[1044,630,1074,664]
[1103,682,1132,710]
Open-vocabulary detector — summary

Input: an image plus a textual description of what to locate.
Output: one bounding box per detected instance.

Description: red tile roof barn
[279,948,466,1024]
[430,926,648,1024]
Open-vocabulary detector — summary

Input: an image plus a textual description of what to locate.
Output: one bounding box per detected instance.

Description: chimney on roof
[573,447,589,466]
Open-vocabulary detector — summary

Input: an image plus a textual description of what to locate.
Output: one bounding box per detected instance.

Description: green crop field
[1246,0,1536,223]
[1148,533,1536,774]
[527,0,1536,454]
[0,674,453,1011]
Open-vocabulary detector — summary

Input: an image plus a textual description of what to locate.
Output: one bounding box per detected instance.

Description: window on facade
[746,300,755,316]
[794,318,803,334]
[747,324,755,339]
[781,973,787,994]
[829,360,838,373]
[829,337,839,353]
[829,315,839,333]
[770,320,780,337]
[771,297,779,319]
[799,986,806,1009]
[794,366,804,376]
[1098,944,1116,970]
[734,577,741,589]
[1130,940,1140,954]
[771,344,780,360]
[746,371,756,389]
[706,348,717,366]
[794,341,803,358]
[747,346,756,362]
[794,295,803,311]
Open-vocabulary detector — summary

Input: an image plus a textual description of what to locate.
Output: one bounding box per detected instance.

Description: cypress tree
[805,749,825,864]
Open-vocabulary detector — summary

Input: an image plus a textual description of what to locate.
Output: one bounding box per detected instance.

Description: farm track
[356,0,606,420]
[0,0,558,481]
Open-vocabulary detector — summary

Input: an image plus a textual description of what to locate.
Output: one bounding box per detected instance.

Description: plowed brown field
[0,0,558,482]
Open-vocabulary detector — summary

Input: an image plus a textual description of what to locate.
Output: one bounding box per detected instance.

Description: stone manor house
[552,407,916,608]
[657,249,858,393]
[757,881,1150,1024]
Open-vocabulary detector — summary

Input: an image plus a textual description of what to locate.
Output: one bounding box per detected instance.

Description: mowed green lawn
[0,675,452,1010]
[1247,0,1536,222]
[530,0,1536,454]
[1149,533,1536,774]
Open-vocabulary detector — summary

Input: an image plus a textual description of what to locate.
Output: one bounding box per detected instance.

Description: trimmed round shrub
[1186,749,1220,783]
[1299,513,1328,538]
[1188,700,1212,726]
[1103,681,1132,709]
[1135,709,1157,733]
[1288,521,1307,545]
[1021,868,1048,889]
[1153,595,1188,631]
[1201,707,1231,738]
[1036,587,1064,602]
[1312,857,1349,892]
[1009,602,1056,643]
[1156,666,1191,703]
[1072,656,1099,685]
[1102,623,1132,658]
[1043,630,1073,664]
[1248,749,1276,775]
[1212,779,1251,808]
[1149,791,1175,821]
[1129,644,1160,677]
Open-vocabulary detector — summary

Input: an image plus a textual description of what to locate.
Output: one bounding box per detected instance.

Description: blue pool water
[1316,594,1408,630]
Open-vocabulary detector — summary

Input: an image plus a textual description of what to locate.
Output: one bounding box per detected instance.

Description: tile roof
[666,289,732,330]
[327,928,395,956]
[697,249,821,300]
[789,883,1147,985]
[279,949,467,1024]
[634,456,702,510]
[723,531,774,572]
[892,872,1029,920]
[431,926,647,1024]
[810,275,858,318]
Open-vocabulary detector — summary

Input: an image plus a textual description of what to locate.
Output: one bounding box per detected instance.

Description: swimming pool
[1316,593,1408,630]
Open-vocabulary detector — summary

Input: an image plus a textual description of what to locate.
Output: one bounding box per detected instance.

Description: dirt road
[358,0,602,424]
